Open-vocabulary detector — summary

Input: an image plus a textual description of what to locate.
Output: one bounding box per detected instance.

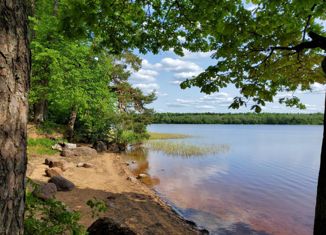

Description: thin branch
[302,4,317,42]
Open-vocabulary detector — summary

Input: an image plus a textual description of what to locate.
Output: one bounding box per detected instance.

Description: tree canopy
[179,0,326,112]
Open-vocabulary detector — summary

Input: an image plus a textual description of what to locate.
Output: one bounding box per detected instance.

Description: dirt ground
[27,151,206,235]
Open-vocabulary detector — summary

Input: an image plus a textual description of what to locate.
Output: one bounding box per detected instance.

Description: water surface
[124,124,322,235]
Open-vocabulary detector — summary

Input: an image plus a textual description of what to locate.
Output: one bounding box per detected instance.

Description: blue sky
[130,49,325,113]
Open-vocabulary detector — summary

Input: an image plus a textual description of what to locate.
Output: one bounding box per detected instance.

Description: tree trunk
[314,57,326,235]
[0,0,30,234]
[66,107,77,141]
[33,99,47,123]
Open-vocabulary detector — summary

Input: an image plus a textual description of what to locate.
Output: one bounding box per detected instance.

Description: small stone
[45,167,62,177]
[33,183,57,200]
[51,143,63,151]
[126,176,137,183]
[137,173,148,179]
[44,158,55,165]
[48,176,75,191]
[76,162,94,168]
[124,162,130,166]
[45,158,68,171]
[76,163,84,167]
[83,163,94,168]
[131,161,136,164]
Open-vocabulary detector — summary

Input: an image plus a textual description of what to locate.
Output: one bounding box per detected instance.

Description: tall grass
[146,141,229,157]
[149,132,190,140]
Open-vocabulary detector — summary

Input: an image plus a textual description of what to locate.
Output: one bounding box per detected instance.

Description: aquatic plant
[146,141,229,157]
[149,132,191,140]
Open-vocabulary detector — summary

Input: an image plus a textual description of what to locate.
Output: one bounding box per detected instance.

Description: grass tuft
[27,138,59,155]
[149,132,190,140]
[146,141,229,157]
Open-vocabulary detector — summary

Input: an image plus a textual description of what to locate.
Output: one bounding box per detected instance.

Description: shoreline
[27,151,208,234]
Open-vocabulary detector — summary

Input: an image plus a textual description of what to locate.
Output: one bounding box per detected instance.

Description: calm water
[124,124,322,235]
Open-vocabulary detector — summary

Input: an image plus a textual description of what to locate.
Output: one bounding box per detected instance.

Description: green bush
[24,184,86,235]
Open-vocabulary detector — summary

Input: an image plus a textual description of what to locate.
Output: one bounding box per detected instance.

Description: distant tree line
[153,113,323,125]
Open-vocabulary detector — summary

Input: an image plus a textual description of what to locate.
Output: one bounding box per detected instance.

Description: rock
[45,158,68,171]
[93,141,107,152]
[76,162,84,167]
[83,163,94,168]
[124,162,130,166]
[107,143,120,153]
[45,167,63,177]
[137,173,148,179]
[44,158,55,165]
[126,176,137,183]
[51,143,63,151]
[131,161,136,164]
[76,162,94,168]
[33,183,57,200]
[87,217,136,235]
[63,143,77,149]
[48,176,75,191]
[61,146,97,157]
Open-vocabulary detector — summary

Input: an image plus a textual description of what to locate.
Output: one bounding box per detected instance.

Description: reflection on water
[123,124,322,235]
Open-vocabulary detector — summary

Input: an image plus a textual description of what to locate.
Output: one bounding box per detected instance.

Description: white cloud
[132,69,158,82]
[161,57,203,73]
[141,59,162,70]
[195,105,216,110]
[174,71,200,79]
[170,80,183,85]
[166,92,233,111]
[133,83,159,94]
[310,83,326,94]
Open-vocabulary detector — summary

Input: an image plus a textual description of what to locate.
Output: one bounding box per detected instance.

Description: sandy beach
[27,149,206,234]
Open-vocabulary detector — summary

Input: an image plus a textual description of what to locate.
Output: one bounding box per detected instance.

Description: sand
[27,151,205,234]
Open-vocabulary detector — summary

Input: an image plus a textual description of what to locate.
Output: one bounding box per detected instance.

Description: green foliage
[25,184,86,235]
[29,0,157,146]
[27,138,58,155]
[179,0,326,111]
[36,121,65,135]
[86,198,108,219]
[153,113,324,125]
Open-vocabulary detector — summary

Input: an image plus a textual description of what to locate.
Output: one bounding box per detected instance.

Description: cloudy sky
[130,49,325,113]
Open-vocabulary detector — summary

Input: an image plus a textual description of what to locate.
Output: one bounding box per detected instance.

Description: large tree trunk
[0,0,30,234]
[314,57,326,235]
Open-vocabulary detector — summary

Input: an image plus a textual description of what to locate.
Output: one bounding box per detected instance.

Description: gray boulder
[87,217,136,235]
[63,143,77,149]
[48,176,75,191]
[93,141,107,152]
[61,146,97,157]
[33,183,57,200]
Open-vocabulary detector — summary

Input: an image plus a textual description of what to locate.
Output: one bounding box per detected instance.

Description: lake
[123,124,322,235]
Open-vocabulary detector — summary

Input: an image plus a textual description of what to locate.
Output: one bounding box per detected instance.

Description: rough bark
[0,0,30,234]
[66,107,77,141]
[314,57,326,235]
[33,99,47,123]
